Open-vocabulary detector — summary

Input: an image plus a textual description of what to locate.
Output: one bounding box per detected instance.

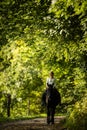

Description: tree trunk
[27,98,30,115]
[7,94,11,117]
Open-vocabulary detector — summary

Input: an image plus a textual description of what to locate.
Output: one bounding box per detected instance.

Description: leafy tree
[0,2,87,130]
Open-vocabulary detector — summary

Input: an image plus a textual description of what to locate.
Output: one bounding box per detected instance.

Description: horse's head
[46,87,54,105]
[46,87,61,107]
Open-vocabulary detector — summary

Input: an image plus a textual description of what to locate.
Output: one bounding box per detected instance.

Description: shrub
[66,94,87,130]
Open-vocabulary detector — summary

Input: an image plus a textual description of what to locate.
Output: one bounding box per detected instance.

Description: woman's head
[50,71,54,78]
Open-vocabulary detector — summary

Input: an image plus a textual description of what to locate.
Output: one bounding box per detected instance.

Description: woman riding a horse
[46,71,57,124]
[42,71,61,124]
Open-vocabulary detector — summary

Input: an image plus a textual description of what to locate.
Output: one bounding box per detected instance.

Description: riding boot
[46,95,49,104]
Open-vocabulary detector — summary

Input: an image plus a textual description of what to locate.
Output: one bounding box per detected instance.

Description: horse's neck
[47,87,54,97]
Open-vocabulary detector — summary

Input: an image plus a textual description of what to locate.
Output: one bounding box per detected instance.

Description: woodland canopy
[0,0,87,129]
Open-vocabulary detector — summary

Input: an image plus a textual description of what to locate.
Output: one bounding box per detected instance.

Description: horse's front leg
[47,106,51,124]
[50,107,56,124]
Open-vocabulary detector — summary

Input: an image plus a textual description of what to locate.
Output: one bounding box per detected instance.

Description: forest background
[0,0,87,130]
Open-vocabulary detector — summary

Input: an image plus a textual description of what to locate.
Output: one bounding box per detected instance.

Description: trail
[0,116,66,130]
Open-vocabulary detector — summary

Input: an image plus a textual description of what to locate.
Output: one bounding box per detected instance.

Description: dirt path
[0,116,66,130]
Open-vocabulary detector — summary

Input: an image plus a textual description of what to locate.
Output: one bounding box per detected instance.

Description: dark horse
[41,85,61,124]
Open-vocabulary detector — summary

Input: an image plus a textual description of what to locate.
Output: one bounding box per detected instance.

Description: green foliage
[0,1,87,129]
[66,93,87,130]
